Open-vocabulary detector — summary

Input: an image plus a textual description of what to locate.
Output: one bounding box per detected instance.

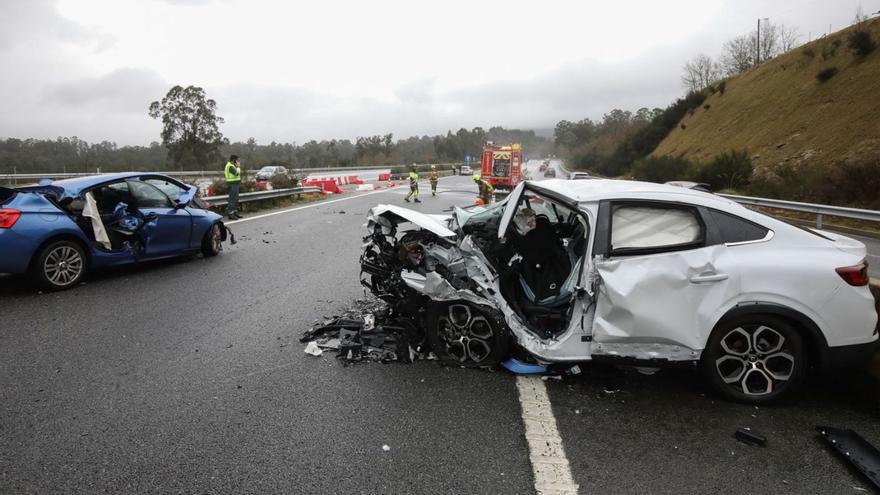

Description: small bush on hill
[801,47,816,58]
[815,67,838,82]
[631,156,693,183]
[848,29,877,57]
[699,150,753,190]
[823,141,880,209]
[822,39,842,60]
[717,80,726,94]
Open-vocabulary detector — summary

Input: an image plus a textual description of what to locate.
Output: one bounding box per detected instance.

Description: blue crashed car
[0,172,230,291]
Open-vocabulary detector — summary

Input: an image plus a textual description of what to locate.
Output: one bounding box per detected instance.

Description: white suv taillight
[836,260,870,287]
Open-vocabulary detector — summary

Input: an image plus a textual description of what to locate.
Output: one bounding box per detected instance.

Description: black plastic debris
[301,297,425,364]
[734,427,767,447]
[817,426,880,489]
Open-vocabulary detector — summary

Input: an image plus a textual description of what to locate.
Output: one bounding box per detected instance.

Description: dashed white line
[516,376,579,495]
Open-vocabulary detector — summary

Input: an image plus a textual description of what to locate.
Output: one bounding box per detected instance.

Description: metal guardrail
[0,164,487,183]
[719,194,880,228]
[203,186,322,207]
[0,170,230,181]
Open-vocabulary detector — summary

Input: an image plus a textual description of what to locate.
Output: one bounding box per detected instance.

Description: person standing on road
[429,164,439,197]
[405,164,421,203]
[225,155,242,219]
[473,174,494,205]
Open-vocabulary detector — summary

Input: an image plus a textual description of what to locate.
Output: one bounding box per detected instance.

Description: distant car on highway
[459,165,473,176]
[255,166,290,182]
[665,181,711,192]
[0,173,229,291]
[543,168,556,178]
[569,172,592,180]
[361,179,877,403]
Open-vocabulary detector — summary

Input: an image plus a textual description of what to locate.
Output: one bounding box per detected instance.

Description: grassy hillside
[653,18,880,181]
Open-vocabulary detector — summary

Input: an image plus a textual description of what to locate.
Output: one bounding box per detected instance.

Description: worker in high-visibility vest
[405,164,421,203]
[224,155,242,219]
[429,164,439,196]
[473,174,494,205]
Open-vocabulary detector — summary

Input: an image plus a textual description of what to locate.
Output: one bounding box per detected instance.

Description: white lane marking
[224,186,404,225]
[516,376,579,495]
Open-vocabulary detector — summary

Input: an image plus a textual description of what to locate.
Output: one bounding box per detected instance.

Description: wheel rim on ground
[714,324,795,396]
[436,304,494,364]
[43,245,83,287]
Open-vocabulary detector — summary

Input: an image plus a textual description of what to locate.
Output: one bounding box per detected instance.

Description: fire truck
[479,142,524,192]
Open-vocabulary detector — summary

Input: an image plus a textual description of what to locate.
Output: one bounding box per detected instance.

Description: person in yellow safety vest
[224,154,243,219]
[404,164,421,203]
[473,174,494,204]
[429,165,439,196]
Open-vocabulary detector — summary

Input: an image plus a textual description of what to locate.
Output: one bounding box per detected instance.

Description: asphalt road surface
[2,172,878,494]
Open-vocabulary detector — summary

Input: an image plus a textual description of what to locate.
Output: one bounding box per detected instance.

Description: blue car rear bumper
[0,228,41,274]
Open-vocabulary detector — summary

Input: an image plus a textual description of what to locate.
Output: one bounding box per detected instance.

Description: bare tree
[720,20,791,75]
[779,24,802,52]
[854,5,867,24]
[721,35,754,76]
[757,21,780,62]
[681,54,722,92]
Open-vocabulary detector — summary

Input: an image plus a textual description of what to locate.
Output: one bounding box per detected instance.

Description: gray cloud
[0,0,115,53]
[0,0,871,146]
[213,46,684,144]
[48,68,168,113]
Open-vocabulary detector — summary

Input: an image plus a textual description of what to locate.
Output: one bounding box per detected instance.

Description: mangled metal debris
[300,298,426,364]
[817,426,880,489]
[733,427,767,447]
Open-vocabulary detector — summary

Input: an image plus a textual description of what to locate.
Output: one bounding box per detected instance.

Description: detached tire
[30,239,87,291]
[700,315,807,404]
[201,223,222,257]
[426,301,510,366]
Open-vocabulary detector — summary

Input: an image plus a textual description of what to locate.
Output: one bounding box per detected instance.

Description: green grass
[653,18,880,173]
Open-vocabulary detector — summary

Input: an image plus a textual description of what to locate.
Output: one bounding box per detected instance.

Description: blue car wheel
[30,240,87,291]
[201,223,222,257]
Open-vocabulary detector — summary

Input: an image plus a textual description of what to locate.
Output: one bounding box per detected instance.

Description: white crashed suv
[360,180,877,403]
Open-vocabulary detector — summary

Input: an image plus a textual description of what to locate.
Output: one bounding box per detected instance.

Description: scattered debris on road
[734,427,767,447]
[303,341,323,356]
[817,426,880,490]
[300,297,425,364]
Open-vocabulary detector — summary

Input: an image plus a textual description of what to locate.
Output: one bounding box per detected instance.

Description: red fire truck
[480,143,523,192]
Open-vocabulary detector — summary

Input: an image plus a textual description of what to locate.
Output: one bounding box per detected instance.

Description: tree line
[0,128,554,175]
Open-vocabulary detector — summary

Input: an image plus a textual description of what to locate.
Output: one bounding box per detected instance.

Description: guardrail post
[816,214,823,229]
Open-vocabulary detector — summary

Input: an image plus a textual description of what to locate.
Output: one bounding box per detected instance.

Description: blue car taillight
[0,209,21,228]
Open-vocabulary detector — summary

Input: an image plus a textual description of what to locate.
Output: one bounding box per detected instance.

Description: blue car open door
[126,180,192,256]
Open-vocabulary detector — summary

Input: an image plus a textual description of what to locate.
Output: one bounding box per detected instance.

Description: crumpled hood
[367,204,456,238]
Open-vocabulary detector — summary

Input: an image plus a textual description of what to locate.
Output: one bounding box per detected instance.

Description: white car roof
[533,179,734,207]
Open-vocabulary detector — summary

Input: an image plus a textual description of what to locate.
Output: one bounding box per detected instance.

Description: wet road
[1,171,878,494]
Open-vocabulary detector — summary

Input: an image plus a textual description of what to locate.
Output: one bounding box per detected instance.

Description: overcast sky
[0,0,875,145]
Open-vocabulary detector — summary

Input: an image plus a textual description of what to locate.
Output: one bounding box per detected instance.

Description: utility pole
[757,18,761,66]
[756,17,769,66]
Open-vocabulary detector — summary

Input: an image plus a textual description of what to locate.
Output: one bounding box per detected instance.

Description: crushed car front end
[360,188,594,366]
